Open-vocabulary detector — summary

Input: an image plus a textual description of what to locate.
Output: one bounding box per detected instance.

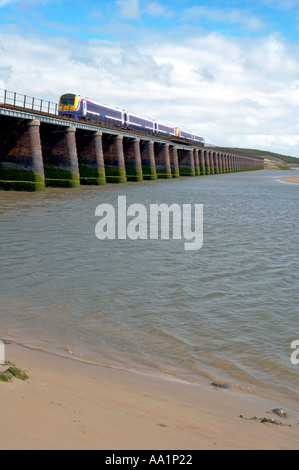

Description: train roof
[60,93,77,98]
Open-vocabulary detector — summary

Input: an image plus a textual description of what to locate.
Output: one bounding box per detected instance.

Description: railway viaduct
[0,91,264,191]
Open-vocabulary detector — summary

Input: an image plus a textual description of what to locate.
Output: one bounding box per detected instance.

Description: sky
[0,0,299,156]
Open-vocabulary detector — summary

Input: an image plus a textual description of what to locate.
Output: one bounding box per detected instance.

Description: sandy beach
[0,342,299,450]
[280,176,299,184]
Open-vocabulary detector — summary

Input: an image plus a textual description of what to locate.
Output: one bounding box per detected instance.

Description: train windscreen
[60,96,75,106]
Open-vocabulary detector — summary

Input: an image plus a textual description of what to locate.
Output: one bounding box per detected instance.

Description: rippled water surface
[1,170,299,407]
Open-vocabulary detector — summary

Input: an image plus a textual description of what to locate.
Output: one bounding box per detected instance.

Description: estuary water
[1,169,299,408]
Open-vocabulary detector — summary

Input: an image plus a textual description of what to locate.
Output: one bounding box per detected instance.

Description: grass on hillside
[206,146,299,165]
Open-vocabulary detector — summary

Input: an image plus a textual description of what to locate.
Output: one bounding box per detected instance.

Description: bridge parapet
[0,88,58,116]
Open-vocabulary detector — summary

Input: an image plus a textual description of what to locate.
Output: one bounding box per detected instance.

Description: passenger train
[58,93,205,145]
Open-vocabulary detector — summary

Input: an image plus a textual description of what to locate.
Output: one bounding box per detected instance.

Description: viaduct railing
[0,88,59,115]
[0,88,194,142]
[0,89,264,191]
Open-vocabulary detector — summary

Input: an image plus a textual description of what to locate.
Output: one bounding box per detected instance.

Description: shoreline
[1,342,299,450]
[3,335,298,411]
[280,176,299,184]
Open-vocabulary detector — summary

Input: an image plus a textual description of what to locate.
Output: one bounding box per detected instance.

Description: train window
[96,105,121,120]
[181,131,192,138]
[158,124,174,133]
[60,97,75,106]
[129,115,153,127]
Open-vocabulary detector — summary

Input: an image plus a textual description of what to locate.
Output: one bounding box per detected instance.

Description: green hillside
[205,146,299,166]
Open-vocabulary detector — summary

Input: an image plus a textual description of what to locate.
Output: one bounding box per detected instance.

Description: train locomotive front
[58,93,81,119]
[58,94,124,125]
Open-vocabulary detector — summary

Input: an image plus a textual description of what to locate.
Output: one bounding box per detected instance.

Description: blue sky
[1,0,299,155]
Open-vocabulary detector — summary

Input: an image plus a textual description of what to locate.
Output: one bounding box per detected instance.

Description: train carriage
[179,129,205,145]
[155,122,176,136]
[179,129,194,140]
[58,93,205,145]
[86,101,124,124]
[193,134,205,145]
[126,112,155,133]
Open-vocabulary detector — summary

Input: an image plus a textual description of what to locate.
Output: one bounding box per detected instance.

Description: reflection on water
[1,170,299,407]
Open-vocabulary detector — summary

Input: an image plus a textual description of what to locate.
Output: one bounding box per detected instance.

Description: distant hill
[205,145,299,169]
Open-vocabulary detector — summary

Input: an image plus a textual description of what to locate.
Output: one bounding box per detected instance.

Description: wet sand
[281,176,299,184]
[0,342,299,450]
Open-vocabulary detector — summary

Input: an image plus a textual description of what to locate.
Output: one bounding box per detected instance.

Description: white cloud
[144,1,173,18]
[0,0,17,6]
[0,28,299,157]
[229,135,299,156]
[261,0,299,9]
[182,6,266,31]
[116,0,140,20]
